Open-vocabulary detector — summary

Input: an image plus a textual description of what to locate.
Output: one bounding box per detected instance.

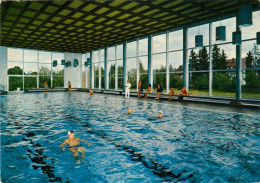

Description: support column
[136,39,139,92]
[104,46,108,89]
[123,41,126,91]
[22,49,24,91]
[51,52,53,88]
[209,23,213,97]
[148,35,152,87]
[183,26,188,90]
[166,31,169,94]
[90,51,93,89]
[236,19,242,99]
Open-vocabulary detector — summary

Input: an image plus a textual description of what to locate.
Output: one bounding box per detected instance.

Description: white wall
[0,46,8,91]
[64,52,82,88]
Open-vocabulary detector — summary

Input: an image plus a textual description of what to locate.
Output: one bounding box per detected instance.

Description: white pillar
[0,46,8,91]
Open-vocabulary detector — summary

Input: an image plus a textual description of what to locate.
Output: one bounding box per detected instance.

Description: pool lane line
[3,110,67,183]
[59,108,195,182]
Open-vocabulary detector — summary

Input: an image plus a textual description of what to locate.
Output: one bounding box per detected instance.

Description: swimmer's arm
[79,138,92,146]
[60,139,68,151]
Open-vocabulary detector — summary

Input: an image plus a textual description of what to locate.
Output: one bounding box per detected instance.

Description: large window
[139,38,148,91]
[152,34,166,92]
[52,52,64,88]
[117,44,123,90]
[188,47,209,96]
[211,17,236,98]
[108,46,116,90]
[7,48,64,91]
[126,41,137,91]
[169,29,183,94]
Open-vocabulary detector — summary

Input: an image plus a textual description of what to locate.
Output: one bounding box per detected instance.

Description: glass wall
[152,34,166,92]
[7,48,64,91]
[117,44,123,90]
[126,41,137,91]
[52,52,64,88]
[211,17,236,97]
[188,24,210,96]
[92,49,105,89]
[169,30,183,94]
[108,46,116,90]
[139,38,148,90]
[241,10,260,99]
[85,9,258,100]
[81,53,89,88]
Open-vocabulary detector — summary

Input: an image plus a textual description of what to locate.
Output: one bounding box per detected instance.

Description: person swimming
[149,111,163,120]
[60,130,92,164]
[127,108,132,115]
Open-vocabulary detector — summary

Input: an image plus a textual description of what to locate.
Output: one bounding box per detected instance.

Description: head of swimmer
[68,130,75,138]
[128,108,132,114]
[158,111,163,118]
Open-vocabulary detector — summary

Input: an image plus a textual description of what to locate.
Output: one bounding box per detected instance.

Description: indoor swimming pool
[1,92,259,182]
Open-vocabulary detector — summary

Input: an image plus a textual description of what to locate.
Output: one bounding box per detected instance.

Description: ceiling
[1,0,259,53]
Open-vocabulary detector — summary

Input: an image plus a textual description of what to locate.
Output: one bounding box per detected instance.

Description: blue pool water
[1,92,259,182]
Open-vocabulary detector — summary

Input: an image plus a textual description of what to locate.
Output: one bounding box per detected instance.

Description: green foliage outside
[9,77,23,91]
[7,66,64,90]
[242,44,260,98]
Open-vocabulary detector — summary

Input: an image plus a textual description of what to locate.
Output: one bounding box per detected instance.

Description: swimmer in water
[60,130,92,163]
[127,108,132,115]
[149,111,163,120]
[157,111,163,119]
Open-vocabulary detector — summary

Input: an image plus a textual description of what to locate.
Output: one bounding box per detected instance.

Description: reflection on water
[1,92,260,183]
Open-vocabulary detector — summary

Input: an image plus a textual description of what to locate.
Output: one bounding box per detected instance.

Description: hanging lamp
[65,61,71,67]
[73,59,78,67]
[216,24,226,41]
[238,5,253,27]
[232,31,241,45]
[85,58,91,67]
[195,35,203,47]
[53,60,57,67]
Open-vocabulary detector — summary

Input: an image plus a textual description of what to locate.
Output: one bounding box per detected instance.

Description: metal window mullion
[98,49,101,89]
[123,41,126,91]
[183,26,189,91]
[209,22,212,97]
[22,49,24,91]
[136,39,139,92]
[115,45,118,90]
[37,50,39,88]
[104,47,108,90]
[148,35,152,89]
[236,18,242,99]
[90,51,93,89]
[51,52,53,88]
[166,31,169,94]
